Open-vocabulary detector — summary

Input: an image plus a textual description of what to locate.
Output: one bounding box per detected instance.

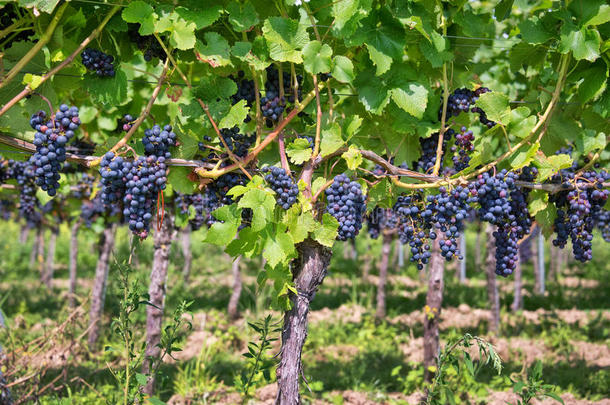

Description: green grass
[0,220,608,404]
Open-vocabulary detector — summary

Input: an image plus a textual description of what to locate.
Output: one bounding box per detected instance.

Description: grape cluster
[366,206,398,239]
[175,193,207,231]
[0,200,14,221]
[73,173,95,199]
[441,87,495,128]
[128,24,166,61]
[80,195,105,227]
[29,105,81,196]
[426,186,472,261]
[261,66,303,127]
[550,170,609,262]
[325,174,366,241]
[143,124,177,158]
[264,167,299,209]
[81,48,115,77]
[220,127,255,158]
[470,169,535,276]
[118,114,134,132]
[394,193,434,269]
[231,70,257,107]
[451,126,474,171]
[594,209,610,242]
[7,160,39,217]
[415,129,454,173]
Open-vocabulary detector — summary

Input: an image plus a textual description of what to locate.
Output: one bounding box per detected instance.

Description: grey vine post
[180,227,192,283]
[376,233,393,320]
[68,220,81,308]
[227,255,242,320]
[537,231,545,294]
[143,212,175,396]
[474,223,482,270]
[459,233,467,283]
[512,258,523,312]
[87,224,117,349]
[423,238,443,382]
[19,224,29,244]
[275,239,332,405]
[397,239,404,267]
[485,224,500,333]
[42,227,58,288]
[30,227,44,275]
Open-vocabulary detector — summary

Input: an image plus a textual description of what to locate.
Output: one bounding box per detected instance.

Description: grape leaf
[122,1,156,35]
[219,100,249,129]
[302,41,333,74]
[262,17,309,63]
[195,32,231,66]
[286,138,312,165]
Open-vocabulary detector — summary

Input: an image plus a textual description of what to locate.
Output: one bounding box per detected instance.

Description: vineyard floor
[0,222,608,404]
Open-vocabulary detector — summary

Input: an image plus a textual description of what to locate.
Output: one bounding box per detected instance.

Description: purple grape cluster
[415,129,454,173]
[231,70,257,108]
[394,193,434,270]
[325,174,366,241]
[366,206,399,239]
[7,159,38,217]
[595,209,610,242]
[81,48,115,77]
[175,193,207,231]
[29,105,81,196]
[264,167,299,209]
[441,87,495,128]
[550,170,609,262]
[118,114,134,132]
[73,173,95,199]
[220,127,255,158]
[143,124,177,158]
[261,66,303,127]
[451,126,474,171]
[128,24,166,61]
[80,195,105,227]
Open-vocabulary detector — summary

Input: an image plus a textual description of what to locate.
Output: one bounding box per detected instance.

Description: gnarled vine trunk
[458,233,467,283]
[42,228,58,288]
[30,227,44,275]
[227,255,242,320]
[68,220,81,308]
[143,213,175,396]
[474,223,482,270]
[375,233,393,320]
[276,239,332,405]
[87,224,117,349]
[423,238,443,382]
[180,227,192,283]
[485,225,500,333]
[19,225,29,244]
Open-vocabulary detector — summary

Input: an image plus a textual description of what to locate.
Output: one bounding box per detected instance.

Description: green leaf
[232,39,270,71]
[534,154,573,182]
[146,398,167,405]
[354,68,390,114]
[508,107,537,139]
[204,205,242,246]
[509,43,547,72]
[262,17,309,63]
[585,4,610,26]
[364,20,404,76]
[419,31,452,68]
[81,69,128,106]
[219,100,249,129]
[175,5,222,30]
[475,92,511,125]
[227,1,259,31]
[528,190,548,216]
[122,1,156,35]
[518,17,553,44]
[342,146,363,170]
[238,188,276,231]
[331,56,355,83]
[194,76,237,104]
[135,373,148,386]
[195,32,231,67]
[391,83,428,119]
[312,213,339,247]
[169,17,197,50]
[226,227,261,257]
[284,209,316,244]
[320,123,344,157]
[542,392,565,405]
[494,0,514,22]
[286,138,313,165]
[575,130,606,154]
[168,167,196,194]
[578,62,607,103]
[302,41,333,74]
[509,142,539,169]
[560,24,600,61]
[263,225,296,268]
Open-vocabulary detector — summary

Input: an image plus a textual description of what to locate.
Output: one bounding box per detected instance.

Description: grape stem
[278,132,290,173]
[0,2,68,91]
[431,27,450,177]
[0,5,121,118]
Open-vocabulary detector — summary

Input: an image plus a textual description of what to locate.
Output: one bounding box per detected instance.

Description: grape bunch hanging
[81,48,115,77]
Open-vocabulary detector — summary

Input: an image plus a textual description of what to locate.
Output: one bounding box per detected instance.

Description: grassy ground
[0,220,608,404]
